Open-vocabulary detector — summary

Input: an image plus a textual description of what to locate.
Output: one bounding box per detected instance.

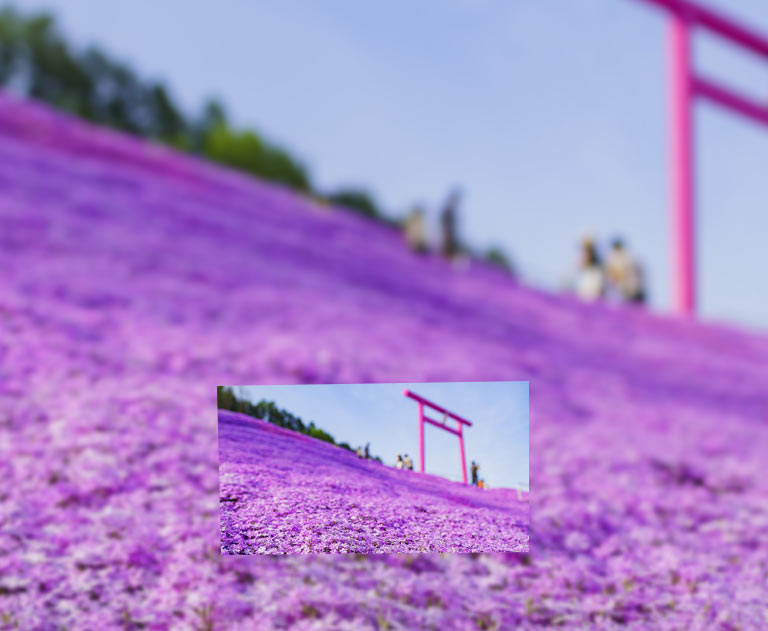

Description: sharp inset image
[217,382,529,554]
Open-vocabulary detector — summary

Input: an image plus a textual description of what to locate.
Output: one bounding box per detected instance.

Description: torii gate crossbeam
[633,0,768,316]
[403,389,473,484]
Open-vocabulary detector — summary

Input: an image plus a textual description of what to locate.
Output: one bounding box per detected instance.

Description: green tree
[484,246,515,273]
[203,122,310,191]
[217,386,237,411]
[0,8,506,250]
[326,188,382,220]
[218,390,382,459]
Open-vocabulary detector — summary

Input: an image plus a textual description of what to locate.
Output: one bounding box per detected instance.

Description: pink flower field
[218,410,529,554]
[2,93,768,629]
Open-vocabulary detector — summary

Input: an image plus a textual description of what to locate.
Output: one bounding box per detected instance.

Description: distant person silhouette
[605,238,646,304]
[471,461,479,486]
[396,454,404,469]
[403,454,413,470]
[440,189,461,259]
[404,206,428,253]
[364,443,370,460]
[356,446,363,459]
[574,235,606,301]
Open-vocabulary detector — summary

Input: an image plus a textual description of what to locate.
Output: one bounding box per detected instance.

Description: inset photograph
[218,381,529,554]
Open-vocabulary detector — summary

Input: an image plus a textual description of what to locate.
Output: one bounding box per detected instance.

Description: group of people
[395,454,414,470]
[400,186,652,311]
[573,236,646,304]
[470,461,487,489]
[356,443,372,459]
[358,445,414,470]
[403,189,462,259]
[403,195,648,309]
[391,455,487,487]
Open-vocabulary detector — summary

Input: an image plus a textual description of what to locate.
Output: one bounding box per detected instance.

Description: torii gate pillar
[669,10,696,315]
[417,402,425,473]
[457,425,467,485]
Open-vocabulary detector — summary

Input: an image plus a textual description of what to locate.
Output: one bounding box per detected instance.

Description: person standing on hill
[574,235,606,301]
[396,454,404,469]
[356,446,363,459]
[605,238,646,304]
[364,443,370,460]
[403,454,413,470]
[440,189,461,259]
[471,461,479,486]
[404,206,428,253]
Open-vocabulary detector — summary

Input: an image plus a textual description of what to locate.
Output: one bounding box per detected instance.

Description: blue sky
[237,381,529,490]
[14,0,768,330]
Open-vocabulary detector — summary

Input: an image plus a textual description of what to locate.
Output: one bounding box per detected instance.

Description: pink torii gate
[403,389,472,484]
[633,0,768,316]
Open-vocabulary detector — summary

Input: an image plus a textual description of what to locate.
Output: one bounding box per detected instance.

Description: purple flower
[1,93,767,629]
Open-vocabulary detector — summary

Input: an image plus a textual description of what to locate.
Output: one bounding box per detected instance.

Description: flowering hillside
[2,92,768,630]
[218,410,529,554]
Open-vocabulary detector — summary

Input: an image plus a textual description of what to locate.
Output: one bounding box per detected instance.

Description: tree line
[0,7,513,270]
[217,386,383,462]
[0,8,380,214]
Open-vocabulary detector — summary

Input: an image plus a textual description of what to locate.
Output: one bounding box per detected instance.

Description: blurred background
[4,2,768,627]
[3,0,767,329]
